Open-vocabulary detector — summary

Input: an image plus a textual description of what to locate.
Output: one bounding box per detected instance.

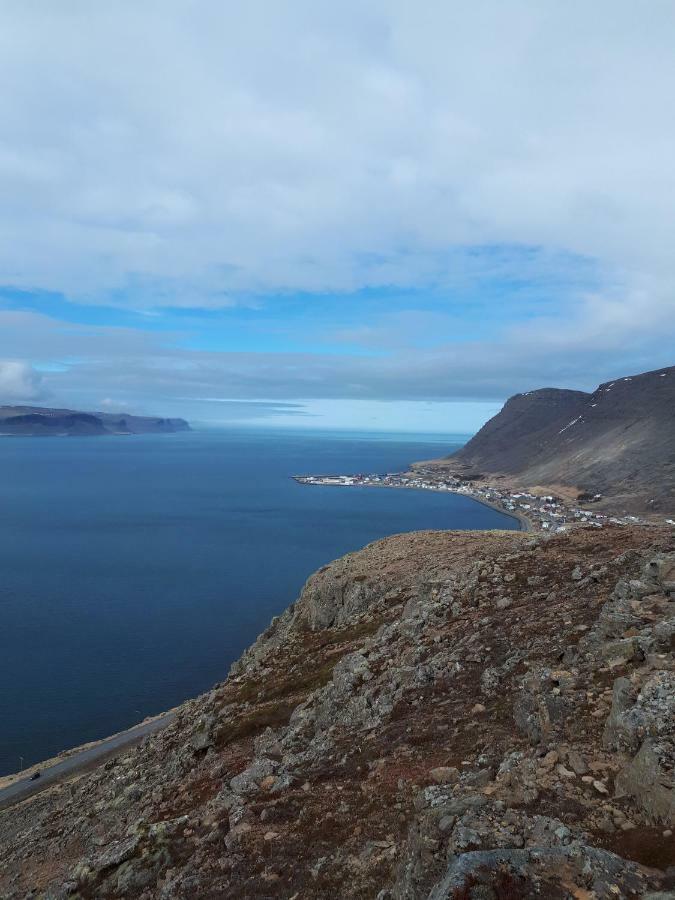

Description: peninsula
[294,364,675,530]
[0,405,190,436]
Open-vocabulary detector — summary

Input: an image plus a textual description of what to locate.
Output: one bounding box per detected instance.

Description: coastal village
[293,469,651,532]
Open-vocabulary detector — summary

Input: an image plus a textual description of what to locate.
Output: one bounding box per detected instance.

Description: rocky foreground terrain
[437,365,675,515]
[1,525,674,898]
[0,406,189,436]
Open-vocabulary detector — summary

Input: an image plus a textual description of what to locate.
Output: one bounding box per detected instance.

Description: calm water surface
[0,428,517,773]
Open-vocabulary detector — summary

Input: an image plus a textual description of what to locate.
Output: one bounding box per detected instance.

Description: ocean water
[0,428,517,774]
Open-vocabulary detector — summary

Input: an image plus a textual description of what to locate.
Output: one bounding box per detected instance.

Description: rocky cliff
[438,365,675,515]
[1,524,673,898]
[0,406,190,436]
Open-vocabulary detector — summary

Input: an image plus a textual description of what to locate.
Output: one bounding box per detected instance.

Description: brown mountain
[436,365,675,515]
[0,405,190,436]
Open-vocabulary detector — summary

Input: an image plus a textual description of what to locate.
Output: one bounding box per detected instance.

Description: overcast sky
[0,1,673,431]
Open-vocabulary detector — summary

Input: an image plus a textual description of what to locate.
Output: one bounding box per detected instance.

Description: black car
[29,771,41,781]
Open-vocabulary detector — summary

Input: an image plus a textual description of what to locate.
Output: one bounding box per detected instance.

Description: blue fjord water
[0,428,517,774]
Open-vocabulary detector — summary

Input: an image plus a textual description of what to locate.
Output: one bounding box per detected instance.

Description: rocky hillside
[0,406,190,436]
[437,365,675,515]
[1,525,673,898]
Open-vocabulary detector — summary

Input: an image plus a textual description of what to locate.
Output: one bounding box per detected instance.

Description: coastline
[5,465,639,797]
[293,468,652,532]
[450,486,531,532]
[0,475,526,800]
[0,708,178,806]
[297,477,530,532]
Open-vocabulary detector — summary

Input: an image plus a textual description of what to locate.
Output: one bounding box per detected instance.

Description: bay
[0,428,516,773]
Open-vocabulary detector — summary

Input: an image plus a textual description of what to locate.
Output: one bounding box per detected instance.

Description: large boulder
[426,845,664,899]
[616,739,675,825]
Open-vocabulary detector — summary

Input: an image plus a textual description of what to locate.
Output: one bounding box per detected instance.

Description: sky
[0,1,674,432]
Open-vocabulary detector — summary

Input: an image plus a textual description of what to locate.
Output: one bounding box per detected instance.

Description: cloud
[0,360,45,401]
[0,1,674,313]
[180,399,310,423]
[0,2,672,423]
[0,303,671,421]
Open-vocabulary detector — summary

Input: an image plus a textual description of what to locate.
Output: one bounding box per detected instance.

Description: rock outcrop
[1,525,674,898]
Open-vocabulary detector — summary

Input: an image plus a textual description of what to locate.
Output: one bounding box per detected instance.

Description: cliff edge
[1,524,674,898]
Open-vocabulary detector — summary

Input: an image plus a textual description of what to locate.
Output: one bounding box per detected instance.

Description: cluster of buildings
[293,471,647,533]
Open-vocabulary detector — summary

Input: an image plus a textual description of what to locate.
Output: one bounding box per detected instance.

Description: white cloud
[0,307,671,420]
[0,1,673,424]
[0,360,45,401]
[0,0,673,316]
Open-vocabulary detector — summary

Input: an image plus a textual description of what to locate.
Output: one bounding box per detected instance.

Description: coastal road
[0,712,175,812]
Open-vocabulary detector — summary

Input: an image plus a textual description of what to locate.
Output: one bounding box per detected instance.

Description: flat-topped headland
[0,404,190,436]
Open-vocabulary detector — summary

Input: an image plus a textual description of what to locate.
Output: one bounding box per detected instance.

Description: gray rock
[332,652,371,694]
[604,672,675,754]
[427,845,658,899]
[616,739,675,825]
[480,667,500,696]
[270,773,295,793]
[437,815,456,833]
[598,637,640,666]
[229,758,277,796]
[450,824,481,852]
[513,673,565,746]
[429,767,459,785]
[191,714,217,752]
[91,834,140,871]
[603,677,638,752]
[566,750,588,776]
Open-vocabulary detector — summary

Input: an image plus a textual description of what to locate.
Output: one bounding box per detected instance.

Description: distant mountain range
[437,364,675,515]
[0,406,190,437]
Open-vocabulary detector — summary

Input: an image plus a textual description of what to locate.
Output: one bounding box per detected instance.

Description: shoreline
[0,708,178,808]
[0,475,527,800]
[450,487,531,532]
[12,464,639,805]
[5,466,640,798]
[293,469,654,532]
[296,477,530,532]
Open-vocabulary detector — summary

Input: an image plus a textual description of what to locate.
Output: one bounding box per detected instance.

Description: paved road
[0,713,175,811]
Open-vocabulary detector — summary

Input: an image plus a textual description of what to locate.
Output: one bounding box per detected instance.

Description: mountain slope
[0,406,190,436]
[442,365,675,514]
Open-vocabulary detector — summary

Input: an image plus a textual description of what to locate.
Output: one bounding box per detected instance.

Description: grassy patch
[217,615,386,746]
[216,699,299,746]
